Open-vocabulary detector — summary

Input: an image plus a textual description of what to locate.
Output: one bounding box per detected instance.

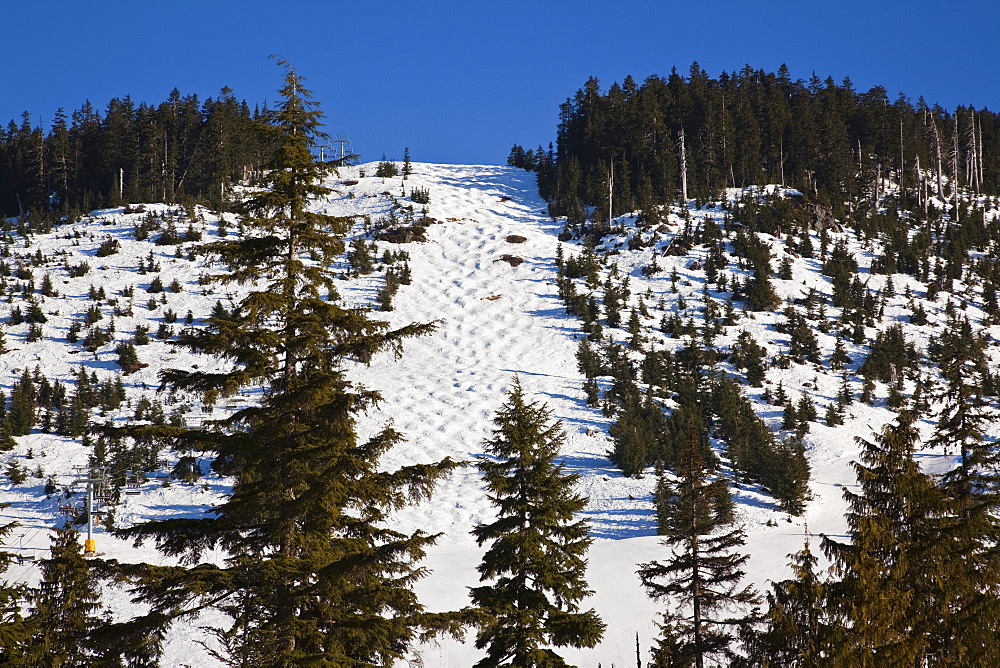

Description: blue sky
[5,1,999,166]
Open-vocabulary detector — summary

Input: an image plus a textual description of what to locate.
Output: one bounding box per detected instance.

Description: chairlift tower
[332,135,353,164]
[70,465,112,556]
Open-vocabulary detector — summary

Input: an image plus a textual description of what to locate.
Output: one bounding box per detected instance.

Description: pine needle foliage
[639,430,759,668]
[16,528,104,665]
[0,509,31,662]
[471,378,605,666]
[102,60,462,666]
[821,412,947,666]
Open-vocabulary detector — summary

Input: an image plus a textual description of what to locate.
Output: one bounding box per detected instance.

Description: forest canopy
[0,88,268,220]
[511,63,998,222]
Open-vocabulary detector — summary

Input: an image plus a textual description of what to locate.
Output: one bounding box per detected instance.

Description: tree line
[0,88,267,221]
[511,62,999,224]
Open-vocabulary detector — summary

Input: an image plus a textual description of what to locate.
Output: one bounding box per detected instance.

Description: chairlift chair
[125,471,142,495]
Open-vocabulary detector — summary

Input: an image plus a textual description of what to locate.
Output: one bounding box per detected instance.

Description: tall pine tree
[0,509,32,662]
[103,60,463,665]
[821,411,945,666]
[17,528,104,665]
[639,430,759,667]
[471,378,605,666]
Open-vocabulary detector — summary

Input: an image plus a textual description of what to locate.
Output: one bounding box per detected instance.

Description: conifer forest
[3,62,1000,666]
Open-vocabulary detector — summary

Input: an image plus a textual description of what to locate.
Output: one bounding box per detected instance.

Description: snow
[2,161,990,666]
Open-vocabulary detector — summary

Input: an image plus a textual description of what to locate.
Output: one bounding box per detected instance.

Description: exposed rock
[494,254,524,267]
[790,199,842,233]
[375,226,428,243]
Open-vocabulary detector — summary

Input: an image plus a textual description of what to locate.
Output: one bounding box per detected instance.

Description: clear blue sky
[4,0,999,166]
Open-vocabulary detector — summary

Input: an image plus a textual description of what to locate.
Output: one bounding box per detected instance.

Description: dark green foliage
[639,428,759,668]
[40,272,57,296]
[8,369,36,436]
[402,147,412,177]
[84,303,103,326]
[787,310,820,362]
[745,270,780,312]
[146,275,164,293]
[536,64,1000,224]
[14,528,103,665]
[377,266,401,311]
[24,323,43,342]
[859,323,918,382]
[575,337,602,378]
[102,62,463,666]
[730,330,766,386]
[24,299,46,324]
[348,237,376,274]
[95,237,121,257]
[376,158,399,178]
[82,325,110,351]
[0,88,262,216]
[743,539,836,666]
[829,337,851,370]
[821,412,947,665]
[924,317,1000,664]
[608,381,670,477]
[712,376,810,514]
[471,379,605,666]
[0,509,31,661]
[115,341,143,373]
[410,186,430,204]
[5,460,28,484]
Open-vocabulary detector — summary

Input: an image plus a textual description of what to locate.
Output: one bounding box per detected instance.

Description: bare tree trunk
[952,114,960,214]
[978,113,985,189]
[899,116,906,195]
[916,154,928,214]
[678,127,688,203]
[928,111,945,203]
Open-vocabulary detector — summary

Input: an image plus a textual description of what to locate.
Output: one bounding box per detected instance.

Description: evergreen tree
[8,369,36,436]
[821,412,946,666]
[17,528,103,665]
[0,509,31,661]
[609,382,670,477]
[828,337,851,370]
[730,330,766,387]
[639,430,759,668]
[925,317,1000,663]
[103,61,463,665]
[742,538,837,666]
[402,146,412,178]
[471,379,605,666]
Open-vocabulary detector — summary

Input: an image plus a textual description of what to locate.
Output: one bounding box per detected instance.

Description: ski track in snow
[1,162,973,666]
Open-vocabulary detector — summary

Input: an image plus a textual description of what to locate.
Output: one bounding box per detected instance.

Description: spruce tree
[0,509,31,661]
[740,538,837,667]
[17,528,103,665]
[821,411,945,666]
[8,369,36,436]
[925,318,1000,663]
[103,61,463,665]
[471,378,605,666]
[639,429,759,668]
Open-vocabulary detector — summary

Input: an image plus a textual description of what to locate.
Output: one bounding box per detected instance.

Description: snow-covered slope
[1,162,991,666]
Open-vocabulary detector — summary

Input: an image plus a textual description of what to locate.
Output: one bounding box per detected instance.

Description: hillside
[1,160,997,665]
